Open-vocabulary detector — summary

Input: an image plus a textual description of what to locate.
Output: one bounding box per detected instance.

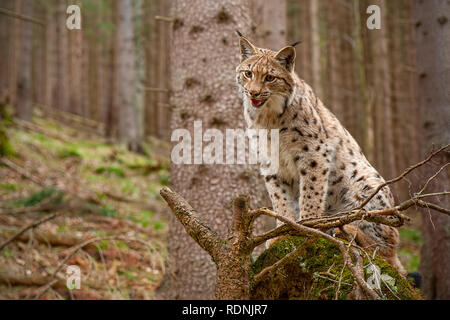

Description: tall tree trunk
[414,0,450,300]
[143,0,157,137]
[250,0,286,50]
[53,0,69,112]
[106,0,119,139]
[68,1,84,115]
[8,0,22,108]
[0,0,15,103]
[310,0,321,98]
[16,0,33,120]
[157,0,267,299]
[116,0,141,151]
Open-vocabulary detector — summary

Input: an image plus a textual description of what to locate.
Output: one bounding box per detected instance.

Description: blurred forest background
[0,0,448,300]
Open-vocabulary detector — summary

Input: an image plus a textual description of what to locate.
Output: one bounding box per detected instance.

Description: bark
[143,0,157,137]
[68,1,84,116]
[156,0,171,139]
[156,0,267,299]
[53,0,69,112]
[8,0,22,108]
[250,0,286,50]
[310,0,321,98]
[116,0,142,151]
[0,0,15,104]
[105,0,119,139]
[15,0,33,121]
[414,0,450,300]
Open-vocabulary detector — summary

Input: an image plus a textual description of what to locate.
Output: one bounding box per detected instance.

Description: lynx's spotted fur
[235,35,406,275]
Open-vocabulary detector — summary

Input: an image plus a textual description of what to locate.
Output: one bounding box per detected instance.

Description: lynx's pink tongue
[251,99,265,107]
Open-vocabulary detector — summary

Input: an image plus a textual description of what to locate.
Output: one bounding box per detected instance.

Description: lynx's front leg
[264,174,299,248]
[297,157,331,219]
[264,174,298,225]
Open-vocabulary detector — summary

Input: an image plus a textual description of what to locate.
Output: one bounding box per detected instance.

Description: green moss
[13,188,63,207]
[250,236,421,300]
[57,147,82,159]
[0,124,14,157]
[95,166,125,178]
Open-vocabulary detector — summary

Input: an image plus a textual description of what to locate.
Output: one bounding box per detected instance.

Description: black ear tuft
[291,41,302,47]
[236,30,243,37]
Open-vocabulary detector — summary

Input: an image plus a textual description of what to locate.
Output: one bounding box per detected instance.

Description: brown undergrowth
[0,115,170,299]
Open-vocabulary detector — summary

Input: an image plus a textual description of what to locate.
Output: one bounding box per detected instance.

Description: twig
[253,237,314,284]
[356,143,449,210]
[0,7,46,26]
[155,15,174,22]
[417,163,450,195]
[143,87,170,92]
[159,187,223,263]
[0,212,61,251]
[416,191,450,200]
[34,279,58,300]
[415,200,450,216]
[0,158,45,187]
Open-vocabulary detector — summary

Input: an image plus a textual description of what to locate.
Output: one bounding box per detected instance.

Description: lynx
[235,34,406,275]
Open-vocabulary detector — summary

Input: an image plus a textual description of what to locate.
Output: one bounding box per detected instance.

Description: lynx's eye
[244,70,253,79]
[265,74,276,82]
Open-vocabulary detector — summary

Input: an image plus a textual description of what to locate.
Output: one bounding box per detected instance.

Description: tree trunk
[413,0,450,300]
[116,0,141,151]
[53,0,69,112]
[156,0,267,299]
[15,0,33,121]
[310,0,321,99]
[250,0,286,50]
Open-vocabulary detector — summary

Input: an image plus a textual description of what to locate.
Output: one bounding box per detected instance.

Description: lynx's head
[235,34,296,111]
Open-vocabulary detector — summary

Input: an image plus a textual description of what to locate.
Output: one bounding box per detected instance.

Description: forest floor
[0,112,423,299]
[0,113,171,299]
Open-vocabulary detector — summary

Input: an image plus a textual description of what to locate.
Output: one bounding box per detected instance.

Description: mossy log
[250,236,421,300]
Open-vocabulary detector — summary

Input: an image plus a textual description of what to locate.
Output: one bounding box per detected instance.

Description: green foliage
[99,204,119,217]
[0,183,22,192]
[13,188,63,207]
[0,120,14,157]
[58,147,82,159]
[399,228,422,244]
[399,249,420,273]
[95,166,126,178]
[158,171,169,186]
[153,221,165,230]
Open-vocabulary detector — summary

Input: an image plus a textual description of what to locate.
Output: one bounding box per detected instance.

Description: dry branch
[0,212,61,251]
[356,143,449,210]
[0,7,46,26]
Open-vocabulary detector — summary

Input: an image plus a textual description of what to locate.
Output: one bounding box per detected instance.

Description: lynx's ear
[275,46,296,72]
[239,36,256,62]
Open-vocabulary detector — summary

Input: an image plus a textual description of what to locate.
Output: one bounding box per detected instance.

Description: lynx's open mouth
[250,99,267,108]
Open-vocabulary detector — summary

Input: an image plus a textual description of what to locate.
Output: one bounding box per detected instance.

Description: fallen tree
[160,144,449,300]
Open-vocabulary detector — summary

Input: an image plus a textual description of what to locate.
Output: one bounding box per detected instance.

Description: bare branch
[0,7,46,26]
[159,187,224,262]
[0,212,61,251]
[356,143,449,210]
[417,163,450,195]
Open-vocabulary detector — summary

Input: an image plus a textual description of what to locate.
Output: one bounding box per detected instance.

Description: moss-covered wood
[250,236,421,300]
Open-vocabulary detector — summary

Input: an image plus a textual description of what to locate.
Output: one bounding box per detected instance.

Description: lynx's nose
[249,89,262,98]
